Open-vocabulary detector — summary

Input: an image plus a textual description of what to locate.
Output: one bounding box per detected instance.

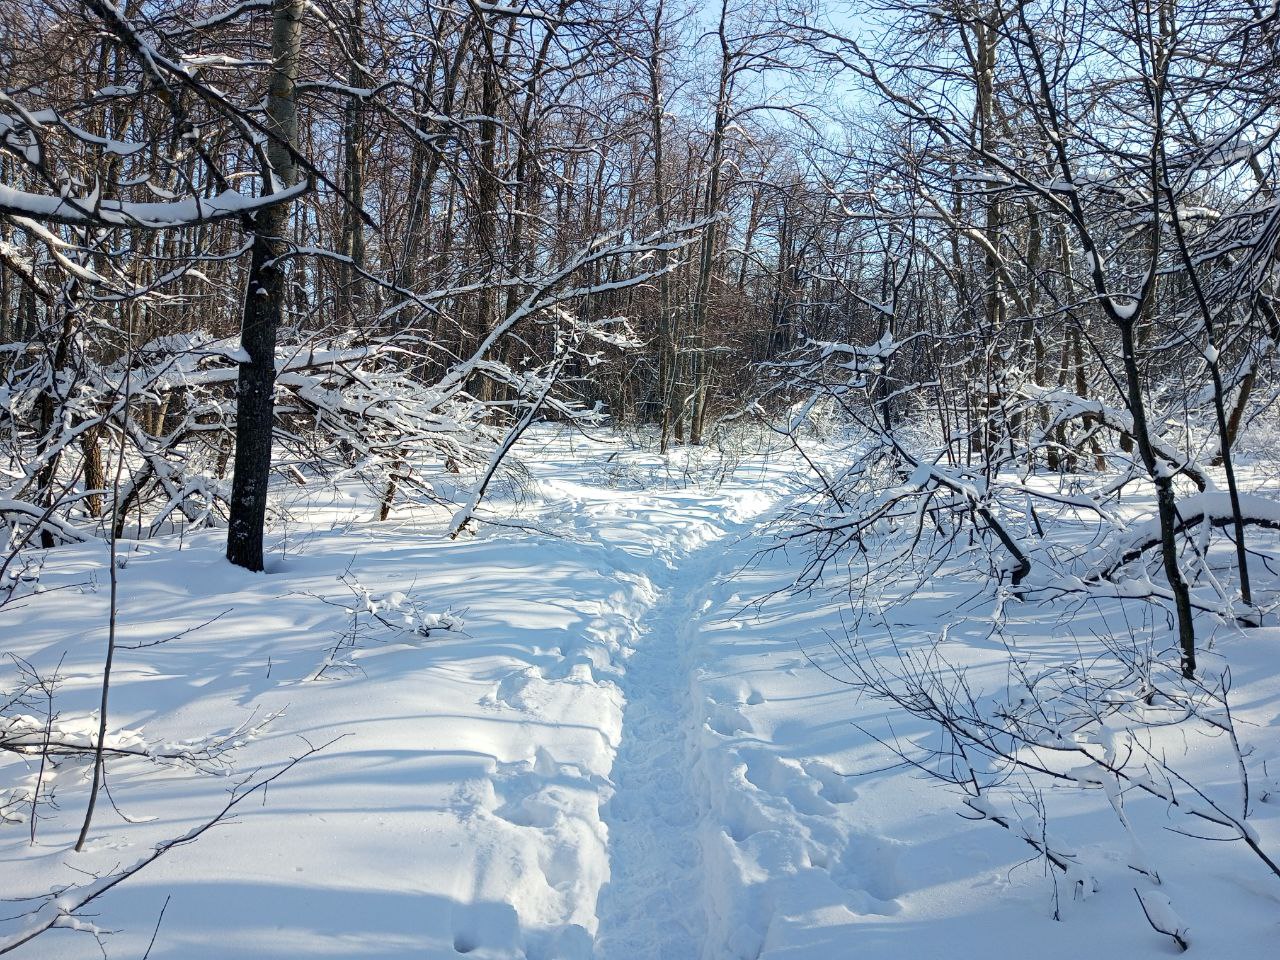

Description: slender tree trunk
[689,0,732,445]
[649,0,677,452]
[35,287,80,548]
[338,0,368,325]
[80,425,105,519]
[467,12,503,404]
[1117,319,1197,676]
[1163,178,1254,615]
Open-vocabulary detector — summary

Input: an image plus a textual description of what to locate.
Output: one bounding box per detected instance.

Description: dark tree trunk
[226,0,304,571]
[1118,318,1197,678]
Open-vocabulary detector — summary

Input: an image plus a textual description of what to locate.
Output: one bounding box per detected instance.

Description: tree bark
[226,0,304,571]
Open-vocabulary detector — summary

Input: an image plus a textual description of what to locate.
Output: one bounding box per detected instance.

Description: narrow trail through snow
[589,496,773,960]
[594,550,713,958]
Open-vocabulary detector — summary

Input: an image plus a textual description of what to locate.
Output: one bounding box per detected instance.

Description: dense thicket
[2,0,1278,615]
[0,0,837,566]
[773,0,1280,680]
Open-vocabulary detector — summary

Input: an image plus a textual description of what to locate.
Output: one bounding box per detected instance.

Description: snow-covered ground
[2,429,1278,958]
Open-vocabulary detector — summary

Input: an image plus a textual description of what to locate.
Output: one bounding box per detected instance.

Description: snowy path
[594,528,744,960]
[517,449,784,959]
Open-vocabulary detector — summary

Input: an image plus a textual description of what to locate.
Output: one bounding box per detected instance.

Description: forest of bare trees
[0,0,826,571]
[3,0,1277,586]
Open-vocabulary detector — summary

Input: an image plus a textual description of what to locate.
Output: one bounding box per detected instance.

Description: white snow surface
[2,428,1278,958]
